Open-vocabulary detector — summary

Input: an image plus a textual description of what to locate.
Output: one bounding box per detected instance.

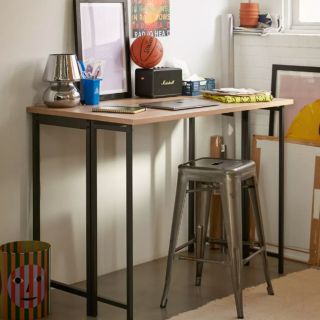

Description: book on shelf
[233,25,282,35]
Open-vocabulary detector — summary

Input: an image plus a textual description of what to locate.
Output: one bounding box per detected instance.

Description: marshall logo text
[161,80,175,86]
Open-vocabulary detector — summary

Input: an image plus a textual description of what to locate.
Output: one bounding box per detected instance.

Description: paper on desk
[184,74,206,81]
[164,57,191,80]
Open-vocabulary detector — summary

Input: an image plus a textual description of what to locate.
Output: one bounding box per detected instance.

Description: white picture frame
[74,0,132,100]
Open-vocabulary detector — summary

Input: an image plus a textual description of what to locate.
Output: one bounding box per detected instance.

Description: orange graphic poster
[132,0,170,38]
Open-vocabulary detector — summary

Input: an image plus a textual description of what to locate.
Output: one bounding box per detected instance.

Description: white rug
[169,268,320,319]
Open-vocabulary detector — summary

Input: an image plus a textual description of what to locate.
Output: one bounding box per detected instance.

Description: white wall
[0,0,234,283]
[0,0,75,246]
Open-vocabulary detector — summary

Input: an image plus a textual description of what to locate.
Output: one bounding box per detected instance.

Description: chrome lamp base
[43,82,80,108]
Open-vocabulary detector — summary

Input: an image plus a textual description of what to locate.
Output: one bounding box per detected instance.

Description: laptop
[139,98,219,111]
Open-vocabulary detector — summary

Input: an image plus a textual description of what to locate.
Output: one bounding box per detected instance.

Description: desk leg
[86,121,98,316]
[278,106,284,274]
[188,118,195,252]
[126,126,133,320]
[241,111,250,259]
[32,115,40,241]
[268,110,275,136]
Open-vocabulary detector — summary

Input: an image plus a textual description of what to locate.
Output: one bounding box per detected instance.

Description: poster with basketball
[132,0,170,38]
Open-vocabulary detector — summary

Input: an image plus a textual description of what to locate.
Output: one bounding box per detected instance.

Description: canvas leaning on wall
[252,65,320,264]
[252,135,320,264]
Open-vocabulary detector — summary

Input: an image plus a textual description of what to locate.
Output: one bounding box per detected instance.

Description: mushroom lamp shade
[43,54,82,108]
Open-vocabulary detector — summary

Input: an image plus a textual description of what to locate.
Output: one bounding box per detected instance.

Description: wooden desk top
[27,96,293,126]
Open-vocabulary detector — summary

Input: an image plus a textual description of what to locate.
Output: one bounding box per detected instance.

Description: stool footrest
[186,186,216,193]
[177,254,227,265]
[207,238,261,248]
[242,247,265,265]
[175,239,195,252]
[175,245,265,267]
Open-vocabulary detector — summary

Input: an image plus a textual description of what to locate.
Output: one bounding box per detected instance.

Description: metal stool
[160,157,274,319]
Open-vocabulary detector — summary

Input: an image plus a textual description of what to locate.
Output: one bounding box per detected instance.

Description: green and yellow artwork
[0,241,50,320]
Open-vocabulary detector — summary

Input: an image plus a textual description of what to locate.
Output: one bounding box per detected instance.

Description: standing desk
[27,96,293,319]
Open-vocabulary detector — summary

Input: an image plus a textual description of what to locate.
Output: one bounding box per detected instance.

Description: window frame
[290,0,320,30]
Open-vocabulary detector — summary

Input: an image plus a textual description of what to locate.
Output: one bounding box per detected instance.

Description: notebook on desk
[92,106,146,114]
[139,98,219,111]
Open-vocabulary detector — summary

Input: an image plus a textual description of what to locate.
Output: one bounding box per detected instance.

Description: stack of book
[233,25,282,36]
[201,88,273,104]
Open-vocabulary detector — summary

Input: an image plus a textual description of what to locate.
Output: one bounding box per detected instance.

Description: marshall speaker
[135,67,182,98]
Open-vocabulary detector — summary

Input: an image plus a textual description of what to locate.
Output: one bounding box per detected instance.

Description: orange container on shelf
[240,3,259,28]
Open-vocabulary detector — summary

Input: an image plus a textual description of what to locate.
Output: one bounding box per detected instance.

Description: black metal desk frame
[31,106,284,320]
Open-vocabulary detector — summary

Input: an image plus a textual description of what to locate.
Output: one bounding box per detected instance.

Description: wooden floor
[48,252,308,320]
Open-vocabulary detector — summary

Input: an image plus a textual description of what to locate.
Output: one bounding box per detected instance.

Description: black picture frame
[269,64,320,135]
[74,0,132,100]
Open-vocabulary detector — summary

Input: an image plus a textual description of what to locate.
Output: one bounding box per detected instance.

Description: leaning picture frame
[270,64,320,142]
[74,0,132,100]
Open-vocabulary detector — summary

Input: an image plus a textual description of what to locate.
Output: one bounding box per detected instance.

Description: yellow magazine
[202,92,273,104]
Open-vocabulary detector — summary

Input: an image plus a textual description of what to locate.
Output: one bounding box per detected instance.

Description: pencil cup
[0,241,51,319]
[82,78,102,105]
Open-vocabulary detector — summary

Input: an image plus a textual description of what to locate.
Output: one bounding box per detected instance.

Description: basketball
[130,35,163,69]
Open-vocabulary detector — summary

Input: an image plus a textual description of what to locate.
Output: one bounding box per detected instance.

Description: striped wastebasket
[0,241,50,319]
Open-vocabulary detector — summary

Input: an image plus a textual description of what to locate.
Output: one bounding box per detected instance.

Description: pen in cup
[85,63,93,78]
[93,65,101,79]
[79,60,102,79]
[78,60,87,79]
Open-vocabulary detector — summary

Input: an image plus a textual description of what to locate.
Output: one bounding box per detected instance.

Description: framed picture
[271,65,320,143]
[74,0,132,100]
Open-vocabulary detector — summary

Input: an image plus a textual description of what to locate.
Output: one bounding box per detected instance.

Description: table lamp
[43,54,81,108]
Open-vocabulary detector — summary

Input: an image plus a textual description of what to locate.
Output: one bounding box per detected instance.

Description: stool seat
[180,158,257,181]
[160,157,274,319]
[181,157,254,171]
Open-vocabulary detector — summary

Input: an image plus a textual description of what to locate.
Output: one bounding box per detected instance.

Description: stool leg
[195,185,212,286]
[160,172,188,308]
[220,177,244,319]
[247,176,274,295]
